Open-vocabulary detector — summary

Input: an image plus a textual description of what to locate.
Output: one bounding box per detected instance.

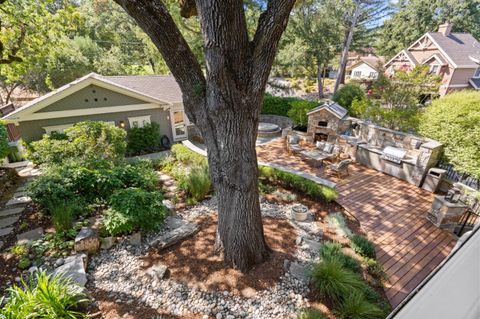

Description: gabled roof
[2,73,182,121]
[307,101,348,119]
[469,78,480,89]
[348,56,384,71]
[425,32,480,68]
[385,49,418,68]
[423,53,448,65]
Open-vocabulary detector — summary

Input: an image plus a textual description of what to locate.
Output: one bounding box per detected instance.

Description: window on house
[353,71,362,77]
[128,115,151,128]
[43,124,74,135]
[369,72,377,78]
[429,65,439,74]
[474,67,480,78]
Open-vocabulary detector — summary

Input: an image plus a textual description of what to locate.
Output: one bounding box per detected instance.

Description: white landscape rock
[145,263,169,280]
[55,254,88,287]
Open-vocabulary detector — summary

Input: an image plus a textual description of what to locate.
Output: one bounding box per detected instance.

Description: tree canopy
[419,91,480,179]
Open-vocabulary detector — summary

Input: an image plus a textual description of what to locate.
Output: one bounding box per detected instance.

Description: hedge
[262,94,318,118]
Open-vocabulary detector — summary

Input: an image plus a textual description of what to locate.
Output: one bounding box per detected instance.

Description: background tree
[0,121,9,160]
[113,0,296,271]
[333,0,390,93]
[275,0,343,98]
[419,91,480,179]
[376,0,480,58]
[351,65,441,131]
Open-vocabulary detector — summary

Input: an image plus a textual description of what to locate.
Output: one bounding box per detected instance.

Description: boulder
[289,262,309,283]
[54,254,88,287]
[74,227,100,254]
[100,237,115,249]
[145,263,169,280]
[129,232,142,246]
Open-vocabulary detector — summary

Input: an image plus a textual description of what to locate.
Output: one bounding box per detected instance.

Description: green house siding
[18,108,172,142]
[37,85,146,113]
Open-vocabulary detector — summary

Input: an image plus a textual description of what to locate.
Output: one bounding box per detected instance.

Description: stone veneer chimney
[438,22,453,36]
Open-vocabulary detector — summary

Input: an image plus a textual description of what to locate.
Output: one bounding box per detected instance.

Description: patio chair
[287,135,303,154]
[328,159,353,178]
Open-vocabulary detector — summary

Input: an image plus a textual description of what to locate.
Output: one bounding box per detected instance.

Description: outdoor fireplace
[317,120,328,127]
[314,133,328,142]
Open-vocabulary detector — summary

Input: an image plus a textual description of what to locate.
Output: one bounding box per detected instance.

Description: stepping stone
[0,240,3,250]
[0,215,20,229]
[74,227,99,254]
[164,192,175,199]
[166,185,178,191]
[17,227,43,245]
[15,185,26,192]
[302,238,321,253]
[146,263,169,280]
[165,216,185,230]
[0,207,24,218]
[163,180,174,187]
[6,196,31,207]
[162,199,175,212]
[12,191,27,198]
[0,227,14,237]
[158,174,171,182]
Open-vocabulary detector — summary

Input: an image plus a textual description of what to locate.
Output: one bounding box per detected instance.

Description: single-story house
[384,23,480,96]
[1,73,192,143]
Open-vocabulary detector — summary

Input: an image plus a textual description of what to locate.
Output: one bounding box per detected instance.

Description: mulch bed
[143,214,298,297]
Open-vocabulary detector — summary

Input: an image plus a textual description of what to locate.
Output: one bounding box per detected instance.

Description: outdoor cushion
[288,135,300,144]
[333,146,341,154]
[316,141,325,149]
[323,143,334,154]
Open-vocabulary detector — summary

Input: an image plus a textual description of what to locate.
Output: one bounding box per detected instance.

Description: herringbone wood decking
[257,139,456,308]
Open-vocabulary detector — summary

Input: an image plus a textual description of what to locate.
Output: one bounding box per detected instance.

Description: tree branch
[113,0,205,122]
[250,0,296,94]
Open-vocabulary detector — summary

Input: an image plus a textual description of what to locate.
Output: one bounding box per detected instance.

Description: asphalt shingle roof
[102,75,183,104]
[427,32,480,67]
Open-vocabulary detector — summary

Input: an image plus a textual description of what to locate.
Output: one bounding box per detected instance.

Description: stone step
[0,207,24,218]
[0,227,14,237]
[17,227,43,245]
[0,215,20,229]
[166,185,178,192]
[0,240,3,250]
[162,180,175,187]
[6,196,31,207]
[13,191,27,198]
[164,192,175,199]
[158,174,172,182]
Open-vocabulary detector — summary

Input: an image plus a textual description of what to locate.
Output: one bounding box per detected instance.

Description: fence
[437,162,480,191]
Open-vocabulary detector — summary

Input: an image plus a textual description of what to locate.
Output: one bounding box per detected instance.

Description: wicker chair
[328,159,353,178]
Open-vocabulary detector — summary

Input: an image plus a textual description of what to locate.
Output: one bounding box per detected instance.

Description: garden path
[256,139,456,308]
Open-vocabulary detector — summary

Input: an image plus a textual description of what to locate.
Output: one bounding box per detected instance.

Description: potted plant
[291,204,308,221]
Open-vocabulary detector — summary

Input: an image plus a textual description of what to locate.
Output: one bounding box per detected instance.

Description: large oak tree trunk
[114,0,295,272]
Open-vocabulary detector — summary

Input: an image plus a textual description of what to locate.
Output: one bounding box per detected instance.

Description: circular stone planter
[290,204,309,221]
[258,122,281,138]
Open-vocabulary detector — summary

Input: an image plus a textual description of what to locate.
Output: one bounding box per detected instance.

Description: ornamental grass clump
[185,163,212,203]
[297,308,328,319]
[319,241,361,273]
[335,290,385,319]
[0,271,87,318]
[309,258,365,303]
[350,234,376,258]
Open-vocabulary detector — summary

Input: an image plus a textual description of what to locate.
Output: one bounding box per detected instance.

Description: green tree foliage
[126,122,162,156]
[352,65,441,131]
[274,0,343,97]
[287,99,318,129]
[376,0,480,58]
[262,95,318,121]
[332,84,365,109]
[0,121,9,159]
[419,91,480,179]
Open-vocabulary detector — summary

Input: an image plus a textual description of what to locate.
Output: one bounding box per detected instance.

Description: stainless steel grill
[382,146,406,164]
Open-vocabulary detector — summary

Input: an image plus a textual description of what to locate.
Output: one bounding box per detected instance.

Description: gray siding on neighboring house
[37,85,146,113]
[18,108,173,142]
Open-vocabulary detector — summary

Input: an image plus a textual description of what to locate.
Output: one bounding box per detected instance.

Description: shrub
[171,143,207,166]
[0,271,87,318]
[310,258,365,303]
[0,120,10,159]
[335,290,385,319]
[113,160,158,191]
[287,99,318,129]
[419,91,480,178]
[26,174,81,213]
[9,244,28,256]
[126,122,162,156]
[332,84,365,109]
[320,241,361,273]
[184,163,211,203]
[27,121,126,166]
[104,188,168,236]
[297,308,328,319]
[350,234,376,258]
[50,202,77,232]
[258,166,338,202]
[262,95,299,117]
[365,258,387,280]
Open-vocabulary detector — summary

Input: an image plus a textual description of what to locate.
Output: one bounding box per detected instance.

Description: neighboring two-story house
[384,23,480,96]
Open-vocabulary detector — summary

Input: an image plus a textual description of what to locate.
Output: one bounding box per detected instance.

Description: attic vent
[94,98,98,102]
[318,121,328,127]
[92,89,96,93]
[104,97,108,101]
[85,99,89,102]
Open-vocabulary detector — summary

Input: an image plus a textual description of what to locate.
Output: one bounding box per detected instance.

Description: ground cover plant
[350,234,376,259]
[0,271,87,319]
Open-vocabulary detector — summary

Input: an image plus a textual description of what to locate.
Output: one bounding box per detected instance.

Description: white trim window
[473,67,480,78]
[128,115,151,128]
[353,70,362,78]
[369,71,378,78]
[43,123,74,135]
[429,64,440,74]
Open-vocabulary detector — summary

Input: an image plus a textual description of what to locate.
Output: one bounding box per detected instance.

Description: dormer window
[429,64,440,74]
[473,67,480,78]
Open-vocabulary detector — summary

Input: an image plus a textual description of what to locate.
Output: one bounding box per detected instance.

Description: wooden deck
[257,139,456,308]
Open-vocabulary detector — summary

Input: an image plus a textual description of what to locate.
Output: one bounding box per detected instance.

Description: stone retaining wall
[259,115,293,129]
